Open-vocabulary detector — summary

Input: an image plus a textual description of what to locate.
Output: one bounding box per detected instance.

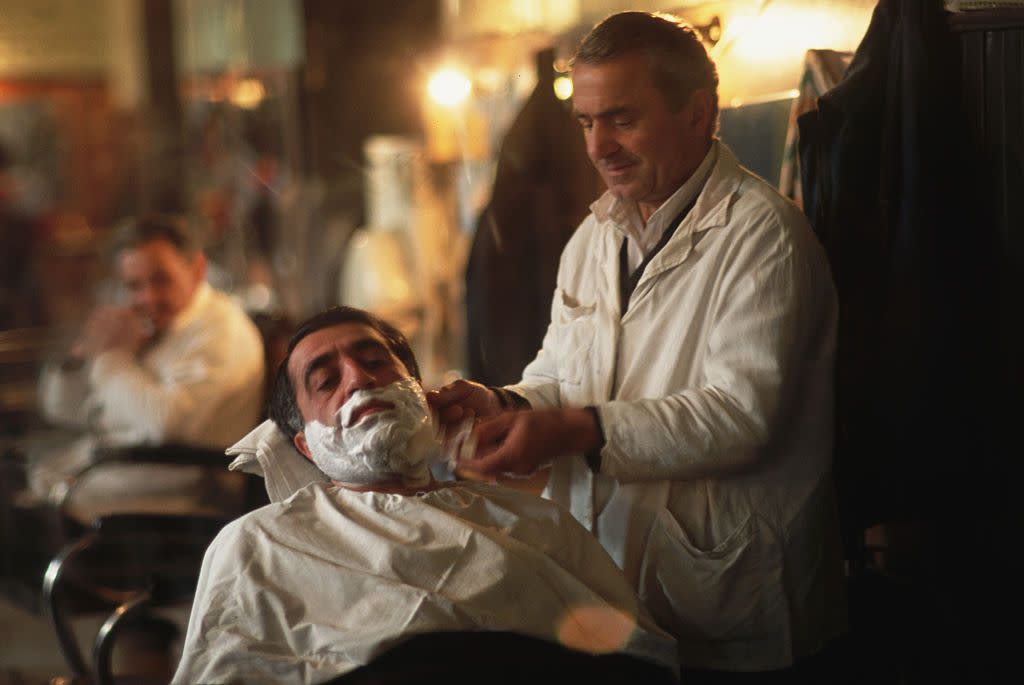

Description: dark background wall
[299,0,443,223]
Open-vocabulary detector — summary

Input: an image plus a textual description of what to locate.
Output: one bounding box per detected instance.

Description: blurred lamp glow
[722,6,853,65]
[428,68,472,107]
[553,75,573,101]
[231,79,266,109]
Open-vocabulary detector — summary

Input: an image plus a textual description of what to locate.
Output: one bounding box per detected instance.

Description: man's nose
[340,358,376,403]
[587,121,619,161]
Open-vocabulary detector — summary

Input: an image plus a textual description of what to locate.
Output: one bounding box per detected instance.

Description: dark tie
[618,195,698,315]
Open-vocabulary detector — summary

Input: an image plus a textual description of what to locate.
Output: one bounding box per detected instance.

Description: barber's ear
[293,432,313,461]
[687,89,714,136]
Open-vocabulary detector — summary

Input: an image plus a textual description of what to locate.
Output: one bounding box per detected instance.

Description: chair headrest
[227,420,328,503]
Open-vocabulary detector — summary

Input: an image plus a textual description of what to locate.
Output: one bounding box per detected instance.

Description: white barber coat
[173,482,677,684]
[34,283,264,520]
[507,142,847,671]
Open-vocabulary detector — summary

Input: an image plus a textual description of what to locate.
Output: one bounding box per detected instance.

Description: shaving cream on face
[302,377,439,487]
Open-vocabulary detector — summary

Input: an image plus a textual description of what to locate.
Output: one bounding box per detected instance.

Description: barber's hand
[70,306,151,359]
[456,408,600,481]
[426,379,503,429]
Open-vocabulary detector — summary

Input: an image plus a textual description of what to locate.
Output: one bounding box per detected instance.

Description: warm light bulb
[230,79,266,109]
[428,68,472,107]
[553,75,573,101]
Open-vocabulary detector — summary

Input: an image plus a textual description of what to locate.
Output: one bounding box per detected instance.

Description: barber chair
[57,442,269,521]
[249,310,293,410]
[37,444,265,683]
[4,441,267,614]
[329,631,677,685]
[43,512,231,685]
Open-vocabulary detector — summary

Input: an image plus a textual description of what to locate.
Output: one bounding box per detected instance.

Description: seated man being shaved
[173,306,677,685]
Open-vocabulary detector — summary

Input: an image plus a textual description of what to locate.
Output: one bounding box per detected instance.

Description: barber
[429,11,847,681]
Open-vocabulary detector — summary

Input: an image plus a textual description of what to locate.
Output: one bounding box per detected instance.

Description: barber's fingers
[427,385,472,429]
[453,461,498,483]
[438,410,475,467]
[426,380,478,409]
[455,449,513,480]
[453,415,512,480]
[430,384,503,432]
[436,404,468,426]
[457,446,528,479]
[472,413,516,451]
[458,414,534,477]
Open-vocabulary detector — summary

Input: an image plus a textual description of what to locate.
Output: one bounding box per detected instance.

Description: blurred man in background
[30,213,264,521]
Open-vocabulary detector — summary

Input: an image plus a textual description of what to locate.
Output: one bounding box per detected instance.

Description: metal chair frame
[42,512,230,685]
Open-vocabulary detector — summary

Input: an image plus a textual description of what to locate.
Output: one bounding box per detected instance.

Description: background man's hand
[456,407,600,481]
[70,306,152,360]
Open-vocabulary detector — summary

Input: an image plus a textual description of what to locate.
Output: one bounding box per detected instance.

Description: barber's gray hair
[572,11,719,130]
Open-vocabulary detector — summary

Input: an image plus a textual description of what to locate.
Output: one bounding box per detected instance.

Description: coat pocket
[639,508,785,643]
[551,288,595,386]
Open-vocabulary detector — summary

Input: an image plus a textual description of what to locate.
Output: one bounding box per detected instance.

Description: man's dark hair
[572,11,720,128]
[107,214,201,263]
[269,306,421,441]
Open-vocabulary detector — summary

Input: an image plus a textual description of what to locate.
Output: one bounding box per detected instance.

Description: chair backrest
[56,442,267,524]
[248,310,294,416]
[43,512,231,685]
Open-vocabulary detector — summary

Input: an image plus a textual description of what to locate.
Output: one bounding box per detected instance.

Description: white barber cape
[173,481,677,685]
[507,142,847,670]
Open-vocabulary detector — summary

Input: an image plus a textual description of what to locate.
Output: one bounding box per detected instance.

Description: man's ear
[687,88,714,138]
[293,432,314,461]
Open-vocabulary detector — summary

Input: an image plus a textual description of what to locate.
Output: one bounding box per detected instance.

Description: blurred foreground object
[339,136,462,388]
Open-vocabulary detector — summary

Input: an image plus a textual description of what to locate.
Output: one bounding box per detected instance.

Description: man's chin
[606,181,641,202]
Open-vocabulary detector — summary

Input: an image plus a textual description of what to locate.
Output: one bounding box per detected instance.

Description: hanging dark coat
[797,2,1014,677]
[465,49,603,386]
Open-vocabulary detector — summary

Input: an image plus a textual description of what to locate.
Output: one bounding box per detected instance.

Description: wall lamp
[695,16,723,47]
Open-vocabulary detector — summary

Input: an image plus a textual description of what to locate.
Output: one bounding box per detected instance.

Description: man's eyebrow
[302,352,334,393]
[573,105,631,121]
[300,337,391,392]
[347,337,390,356]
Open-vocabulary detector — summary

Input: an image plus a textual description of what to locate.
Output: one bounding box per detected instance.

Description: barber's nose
[341,358,376,403]
[587,121,618,161]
